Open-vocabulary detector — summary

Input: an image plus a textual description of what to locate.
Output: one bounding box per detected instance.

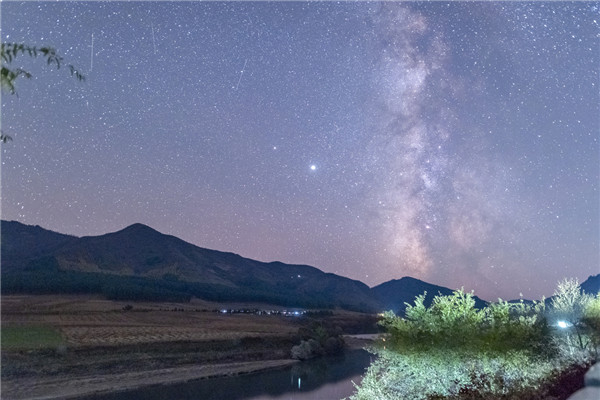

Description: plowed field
[1,295,298,348]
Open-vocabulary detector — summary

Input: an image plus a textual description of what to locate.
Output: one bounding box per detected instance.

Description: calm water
[80,349,372,400]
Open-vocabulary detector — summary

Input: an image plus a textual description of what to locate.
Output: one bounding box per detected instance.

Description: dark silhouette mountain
[0,220,77,271]
[4,220,595,313]
[580,274,600,295]
[371,276,488,315]
[1,220,378,311]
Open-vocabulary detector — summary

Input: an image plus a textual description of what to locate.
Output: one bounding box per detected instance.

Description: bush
[352,347,557,400]
[292,321,346,359]
[351,281,596,400]
[324,336,345,354]
[291,339,322,360]
[380,289,551,356]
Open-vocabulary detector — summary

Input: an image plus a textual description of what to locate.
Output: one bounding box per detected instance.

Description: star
[310,165,317,171]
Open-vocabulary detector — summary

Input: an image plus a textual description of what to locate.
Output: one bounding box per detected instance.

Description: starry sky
[1,1,598,302]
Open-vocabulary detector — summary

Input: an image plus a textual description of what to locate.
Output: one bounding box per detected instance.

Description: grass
[1,325,64,350]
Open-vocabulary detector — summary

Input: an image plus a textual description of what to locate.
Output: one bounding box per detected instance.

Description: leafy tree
[549,278,597,357]
[1,42,85,143]
[1,42,84,94]
[1,131,12,143]
[582,294,600,359]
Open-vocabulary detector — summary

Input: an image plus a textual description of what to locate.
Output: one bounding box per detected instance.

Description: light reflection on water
[245,372,364,400]
[79,349,372,400]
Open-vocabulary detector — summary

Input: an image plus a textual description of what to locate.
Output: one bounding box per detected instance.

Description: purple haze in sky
[1,2,598,301]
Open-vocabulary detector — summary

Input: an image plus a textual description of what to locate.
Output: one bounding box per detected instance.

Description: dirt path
[1,359,298,400]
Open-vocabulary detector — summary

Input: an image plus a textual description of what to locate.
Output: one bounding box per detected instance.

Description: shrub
[291,339,322,360]
[351,347,557,400]
[324,336,345,354]
[380,289,551,356]
[351,280,596,400]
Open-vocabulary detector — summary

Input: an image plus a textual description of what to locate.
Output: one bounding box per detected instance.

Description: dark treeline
[1,257,373,311]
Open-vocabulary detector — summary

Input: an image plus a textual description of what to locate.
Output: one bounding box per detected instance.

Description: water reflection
[80,350,372,400]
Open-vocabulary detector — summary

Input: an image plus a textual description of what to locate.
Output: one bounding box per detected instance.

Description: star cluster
[1,2,598,301]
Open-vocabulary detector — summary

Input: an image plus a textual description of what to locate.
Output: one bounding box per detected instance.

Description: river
[80,349,373,400]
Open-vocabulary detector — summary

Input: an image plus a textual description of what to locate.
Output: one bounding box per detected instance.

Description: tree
[550,278,596,354]
[1,131,12,143]
[1,42,85,143]
[1,42,85,94]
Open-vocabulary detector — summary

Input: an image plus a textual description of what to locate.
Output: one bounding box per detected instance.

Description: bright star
[310,165,317,171]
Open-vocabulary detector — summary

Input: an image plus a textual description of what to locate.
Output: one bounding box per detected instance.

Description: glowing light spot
[310,165,317,171]
[557,321,570,329]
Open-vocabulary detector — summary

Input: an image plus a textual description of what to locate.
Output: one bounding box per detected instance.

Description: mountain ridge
[2,220,598,313]
[1,220,378,311]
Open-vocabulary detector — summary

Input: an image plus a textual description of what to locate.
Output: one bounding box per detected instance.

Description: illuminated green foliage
[550,278,599,359]
[380,289,550,355]
[582,294,600,357]
[351,280,596,400]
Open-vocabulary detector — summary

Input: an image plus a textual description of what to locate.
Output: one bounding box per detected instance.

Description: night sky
[1,1,598,302]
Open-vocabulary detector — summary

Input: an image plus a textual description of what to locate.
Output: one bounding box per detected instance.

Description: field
[1,295,299,347]
[1,294,378,399]
[1,325,64,350]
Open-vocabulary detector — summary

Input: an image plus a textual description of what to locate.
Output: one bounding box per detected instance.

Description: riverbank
[2,337,377,400]
[2,359,299,400]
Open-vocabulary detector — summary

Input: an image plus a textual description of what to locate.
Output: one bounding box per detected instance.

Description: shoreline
[2,341,376,400]
[1,359,299,400]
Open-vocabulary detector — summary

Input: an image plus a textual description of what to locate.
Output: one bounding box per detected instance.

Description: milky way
[1,2,598,301]
[363,2,599,298]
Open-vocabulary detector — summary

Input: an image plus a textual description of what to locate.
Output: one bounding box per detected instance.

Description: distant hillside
[1,221,378,312]
[371,276,488,315]
[2,220,596,313]
[581,274,600,295]
[0,220,77,271]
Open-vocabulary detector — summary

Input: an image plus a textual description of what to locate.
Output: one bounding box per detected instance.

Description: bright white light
[557,320,570,329]
[310,165,317,171]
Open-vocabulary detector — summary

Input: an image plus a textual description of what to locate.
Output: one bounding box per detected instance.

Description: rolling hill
[1,220,379,311]
[2,220,598,313]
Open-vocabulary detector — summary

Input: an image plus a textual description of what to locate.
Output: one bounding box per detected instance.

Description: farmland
[2,296,299,347]
[1,294,378,399]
